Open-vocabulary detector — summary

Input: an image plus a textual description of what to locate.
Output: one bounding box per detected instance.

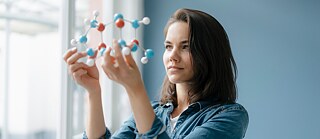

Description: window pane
[0,0,60,138]
[0,18,5,138]
[72,0,104,137]
[72,0,90,136]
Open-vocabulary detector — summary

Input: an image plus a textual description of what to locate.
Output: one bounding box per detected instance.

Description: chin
[168,77,184,84]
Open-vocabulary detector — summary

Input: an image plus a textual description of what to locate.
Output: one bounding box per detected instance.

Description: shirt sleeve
[184,105,249,139]
[83,101,171,139]
[113,101,170,139]
[111,114,170,139]
[134,116,169,139]
[82,128,111,139]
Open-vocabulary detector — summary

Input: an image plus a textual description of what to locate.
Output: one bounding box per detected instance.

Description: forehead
[165,22,189,41]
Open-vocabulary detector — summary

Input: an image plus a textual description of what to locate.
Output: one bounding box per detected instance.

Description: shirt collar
[163,99,217,112]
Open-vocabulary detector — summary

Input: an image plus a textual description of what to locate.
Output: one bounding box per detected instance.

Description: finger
[104,71,116,80]
[73,69,87,81]
[101,63,117,80]
[102,46,117,68]
[113,40,127,68]
[124,53,138,69]
[63,47,77,62]
[101,46,117,75]
[69,62,88,74]
[102,46,112,65]
[66,51,87,65]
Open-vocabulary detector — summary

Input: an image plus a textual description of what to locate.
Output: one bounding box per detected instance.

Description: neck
[175,83,190,108]
[171,83,190,118]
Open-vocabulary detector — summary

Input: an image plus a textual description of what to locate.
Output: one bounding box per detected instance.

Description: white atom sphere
[142,17,150,25]
[84,18,90,25]
[86,58,95,67]
[70,39,77,46]
[122,47,131,55]
[93,10,99,16]
[141,57,148,64]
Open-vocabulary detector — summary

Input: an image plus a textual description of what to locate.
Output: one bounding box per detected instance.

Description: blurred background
[0,0,319,139]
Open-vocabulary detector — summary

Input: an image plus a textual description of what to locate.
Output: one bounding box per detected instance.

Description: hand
[63,47,100,93]
[101,40,144,91]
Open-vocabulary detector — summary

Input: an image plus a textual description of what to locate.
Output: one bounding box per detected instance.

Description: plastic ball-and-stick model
[70,10,154,67]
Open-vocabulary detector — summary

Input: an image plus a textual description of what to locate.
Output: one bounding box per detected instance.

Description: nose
[169,47,180,62]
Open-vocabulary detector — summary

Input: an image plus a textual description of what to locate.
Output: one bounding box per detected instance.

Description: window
[1,0,144,138]
[0,0,60,138]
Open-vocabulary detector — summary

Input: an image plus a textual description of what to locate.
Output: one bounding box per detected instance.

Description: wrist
[125,83,147,97]
[87,87,102,98]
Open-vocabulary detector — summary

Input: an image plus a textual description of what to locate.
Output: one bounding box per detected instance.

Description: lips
[168,65,183,70]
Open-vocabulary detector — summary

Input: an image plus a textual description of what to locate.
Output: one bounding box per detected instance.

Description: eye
[182,45,189,49]
[165,45,173,50]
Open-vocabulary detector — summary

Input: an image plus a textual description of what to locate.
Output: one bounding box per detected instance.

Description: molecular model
[70,10,154,67]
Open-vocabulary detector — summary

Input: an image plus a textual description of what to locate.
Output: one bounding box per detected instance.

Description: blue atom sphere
[118,39,127,47]
[79,35,87,43]
[86,48,95,57]
[145,49,154,59]
[90,19,98,28]
[131,44,138,52]
[131,20,140,29]
[100,48,106,56]
[114,13,124,21]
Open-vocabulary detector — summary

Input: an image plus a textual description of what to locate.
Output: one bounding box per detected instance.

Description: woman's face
[163,22,194,84]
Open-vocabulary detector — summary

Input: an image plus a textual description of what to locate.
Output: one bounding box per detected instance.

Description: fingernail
[110,50,116,57]
[71,47,77,51]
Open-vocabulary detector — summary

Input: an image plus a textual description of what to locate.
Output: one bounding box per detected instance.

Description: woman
[63,8,248,139]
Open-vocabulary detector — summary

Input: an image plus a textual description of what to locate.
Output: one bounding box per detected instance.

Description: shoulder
[208,103,249,121]
[216,103,248,115]
[199,102,249,128]
[210,103,249,130]
[202,103,249,138]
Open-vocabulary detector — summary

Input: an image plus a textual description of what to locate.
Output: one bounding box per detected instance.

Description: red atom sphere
[115,19,125,28]
[98,43,107,50]
[97,23,105,32]
[131,39,139,45]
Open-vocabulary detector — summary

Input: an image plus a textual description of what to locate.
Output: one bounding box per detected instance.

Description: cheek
[163,52,169,65]
[186,54,193,71]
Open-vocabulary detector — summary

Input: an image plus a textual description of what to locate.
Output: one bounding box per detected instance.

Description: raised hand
[63,47,100,93]
[101,40,144,91]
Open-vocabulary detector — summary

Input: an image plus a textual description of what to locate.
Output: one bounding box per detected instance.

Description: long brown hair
[160,8,237,107]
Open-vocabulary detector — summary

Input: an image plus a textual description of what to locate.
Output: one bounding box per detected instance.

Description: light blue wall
[143,0,320,139]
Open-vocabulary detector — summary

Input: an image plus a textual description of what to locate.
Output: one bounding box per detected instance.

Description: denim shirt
[83,100,249,139]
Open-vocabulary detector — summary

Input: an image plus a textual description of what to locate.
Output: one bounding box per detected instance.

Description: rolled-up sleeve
[113,101,170,139]
[134,116,169,139]
[82,128,111,139]
[84,101,170,139]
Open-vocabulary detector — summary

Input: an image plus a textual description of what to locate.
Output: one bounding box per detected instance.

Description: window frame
[58,0,75,138]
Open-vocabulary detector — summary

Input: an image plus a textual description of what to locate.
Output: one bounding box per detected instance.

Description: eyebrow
[164,40,189,44]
